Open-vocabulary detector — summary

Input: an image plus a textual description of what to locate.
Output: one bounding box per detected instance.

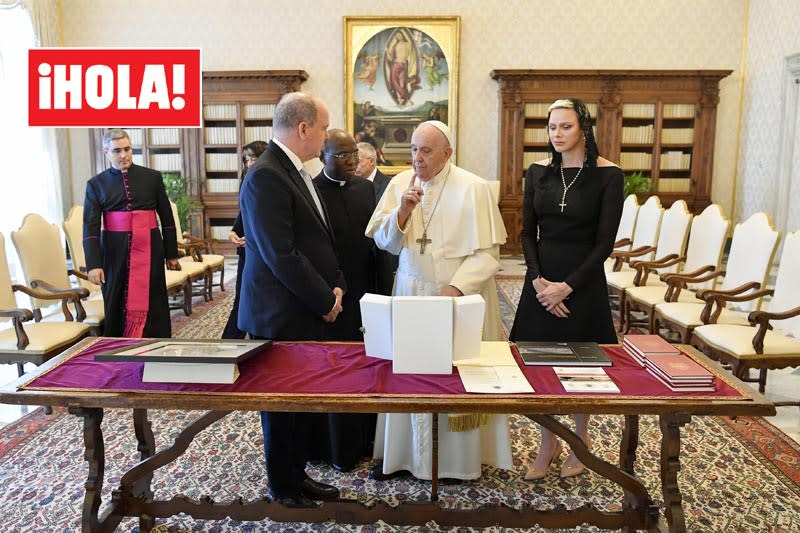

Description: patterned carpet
[1,276,799,531]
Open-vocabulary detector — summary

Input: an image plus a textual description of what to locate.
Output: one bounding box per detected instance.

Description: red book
[645,354,714,381]
[623,335,680,355]
[648,369,716,392]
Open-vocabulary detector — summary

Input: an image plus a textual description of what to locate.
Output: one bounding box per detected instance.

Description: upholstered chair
[607,200,692,332]
[11,214,104,335]
[624,204,730,335]
[652,212,780,343]
[0,232,91,376]
[692,231,800,395]
[169,201,224,298]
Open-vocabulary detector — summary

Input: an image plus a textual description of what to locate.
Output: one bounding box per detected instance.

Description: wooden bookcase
[196,70,308,254]
[490,69,732,255]
[90,70,308,255]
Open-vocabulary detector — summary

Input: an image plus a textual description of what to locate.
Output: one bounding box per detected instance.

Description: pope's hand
[398,173,423,230]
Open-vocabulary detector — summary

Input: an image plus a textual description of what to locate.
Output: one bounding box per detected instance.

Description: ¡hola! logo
[28,48,201,127]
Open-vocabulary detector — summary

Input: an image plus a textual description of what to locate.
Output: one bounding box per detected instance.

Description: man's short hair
[103,128,130,150]
[274,92,318,132]
[357,142,376,161]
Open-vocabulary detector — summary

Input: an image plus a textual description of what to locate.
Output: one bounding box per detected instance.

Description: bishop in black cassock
[309,129,377,471]
[83,130,180,338]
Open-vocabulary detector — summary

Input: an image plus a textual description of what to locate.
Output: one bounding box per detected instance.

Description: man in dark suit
[356,141,398,295]
[239,92,344,508]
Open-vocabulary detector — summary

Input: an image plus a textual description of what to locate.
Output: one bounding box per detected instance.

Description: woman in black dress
[509,98,623,480]
[221,140,267,339]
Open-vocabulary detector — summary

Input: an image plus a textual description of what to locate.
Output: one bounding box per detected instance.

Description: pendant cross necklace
[416,170,450,254]
[559,162,584,213]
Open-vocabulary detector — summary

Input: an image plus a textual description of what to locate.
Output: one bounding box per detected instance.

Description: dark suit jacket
[372,169,391,204]
[370,169,399,295]
[238,140,345,340]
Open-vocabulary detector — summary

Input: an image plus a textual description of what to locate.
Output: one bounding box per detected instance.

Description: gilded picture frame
[344,16,460,175]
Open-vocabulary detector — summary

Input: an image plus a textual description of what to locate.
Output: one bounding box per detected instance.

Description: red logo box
[28,48,201,127]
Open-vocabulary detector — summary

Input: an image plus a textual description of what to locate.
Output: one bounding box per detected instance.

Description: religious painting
[344,16,460,174]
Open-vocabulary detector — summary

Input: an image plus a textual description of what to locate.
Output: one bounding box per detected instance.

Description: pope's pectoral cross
[559,201,567,212]
[416,232,432,254]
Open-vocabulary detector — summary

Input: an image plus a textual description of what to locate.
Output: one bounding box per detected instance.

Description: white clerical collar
[272,138,304,174]
[367,167,378,182]
[421,162,451,188]
[322,169,346,187]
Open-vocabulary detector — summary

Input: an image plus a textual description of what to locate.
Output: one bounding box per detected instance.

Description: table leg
[620,415,640,533]
[69,406,120,532]
[132,408,156,531]
[431,413,439,501]
[659,413,691,533]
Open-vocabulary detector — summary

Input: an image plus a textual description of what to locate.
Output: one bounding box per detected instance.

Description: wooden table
[0,339,775,532]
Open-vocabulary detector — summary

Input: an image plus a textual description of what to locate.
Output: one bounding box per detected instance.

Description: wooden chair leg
[16,362,25,377]
[182,280,192,316]
[218,266,225,292]
[758,369,767,394]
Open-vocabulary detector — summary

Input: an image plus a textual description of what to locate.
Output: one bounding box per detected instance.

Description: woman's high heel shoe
[560,436,592,478]
[524,441,563,481]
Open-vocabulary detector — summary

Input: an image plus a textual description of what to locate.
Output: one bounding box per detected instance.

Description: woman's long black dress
[509,163,623,343]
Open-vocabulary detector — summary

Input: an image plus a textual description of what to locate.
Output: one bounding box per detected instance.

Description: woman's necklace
[559,162,584,213]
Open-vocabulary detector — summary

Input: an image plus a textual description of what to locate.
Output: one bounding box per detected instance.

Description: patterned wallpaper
[737,0,800,233]
[62,0,746,209]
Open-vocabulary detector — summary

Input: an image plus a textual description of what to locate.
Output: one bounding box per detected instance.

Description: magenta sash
[103,210,157,338]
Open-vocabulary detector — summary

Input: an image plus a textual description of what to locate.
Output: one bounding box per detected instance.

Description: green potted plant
[162,173,201,232]
[623,171,654,197]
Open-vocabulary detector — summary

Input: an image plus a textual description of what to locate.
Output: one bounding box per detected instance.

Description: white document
[453,341,516,367]
[142,362,240,384]
[452,294,485,362]
[458,365,534,394]
[359,293,393,360]
[392,296,453,374]
[552,366,620,393]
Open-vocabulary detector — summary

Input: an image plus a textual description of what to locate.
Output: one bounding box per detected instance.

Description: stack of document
[455,342,534,394]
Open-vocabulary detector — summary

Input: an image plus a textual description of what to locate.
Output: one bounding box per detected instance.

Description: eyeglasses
[329,150,360,160]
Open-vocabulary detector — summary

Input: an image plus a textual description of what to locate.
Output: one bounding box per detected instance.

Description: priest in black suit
[316,131,377,340]
[307,129,378,473]
[356,141,399,295]
[238,92,344,508]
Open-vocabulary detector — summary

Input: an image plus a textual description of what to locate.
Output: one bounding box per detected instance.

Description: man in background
[356,141,397,295]
[83,128,181,338]
[239,92,344,508]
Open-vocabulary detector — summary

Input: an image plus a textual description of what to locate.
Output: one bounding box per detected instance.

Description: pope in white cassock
[365,120,513,480]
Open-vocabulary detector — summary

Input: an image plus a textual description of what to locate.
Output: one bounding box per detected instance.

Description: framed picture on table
[344,16,460,175]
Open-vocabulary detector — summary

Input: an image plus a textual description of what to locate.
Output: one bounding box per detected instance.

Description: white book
[142,362,239,384]
[452,294,485,362]
[392,296,453,374]
[359,293,393,360]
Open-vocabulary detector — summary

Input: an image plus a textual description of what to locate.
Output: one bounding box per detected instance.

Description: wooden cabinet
[490,69,731,255]
[196,70,308,254]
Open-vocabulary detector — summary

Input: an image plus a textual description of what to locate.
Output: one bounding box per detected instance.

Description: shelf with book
[195,70,308,254]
